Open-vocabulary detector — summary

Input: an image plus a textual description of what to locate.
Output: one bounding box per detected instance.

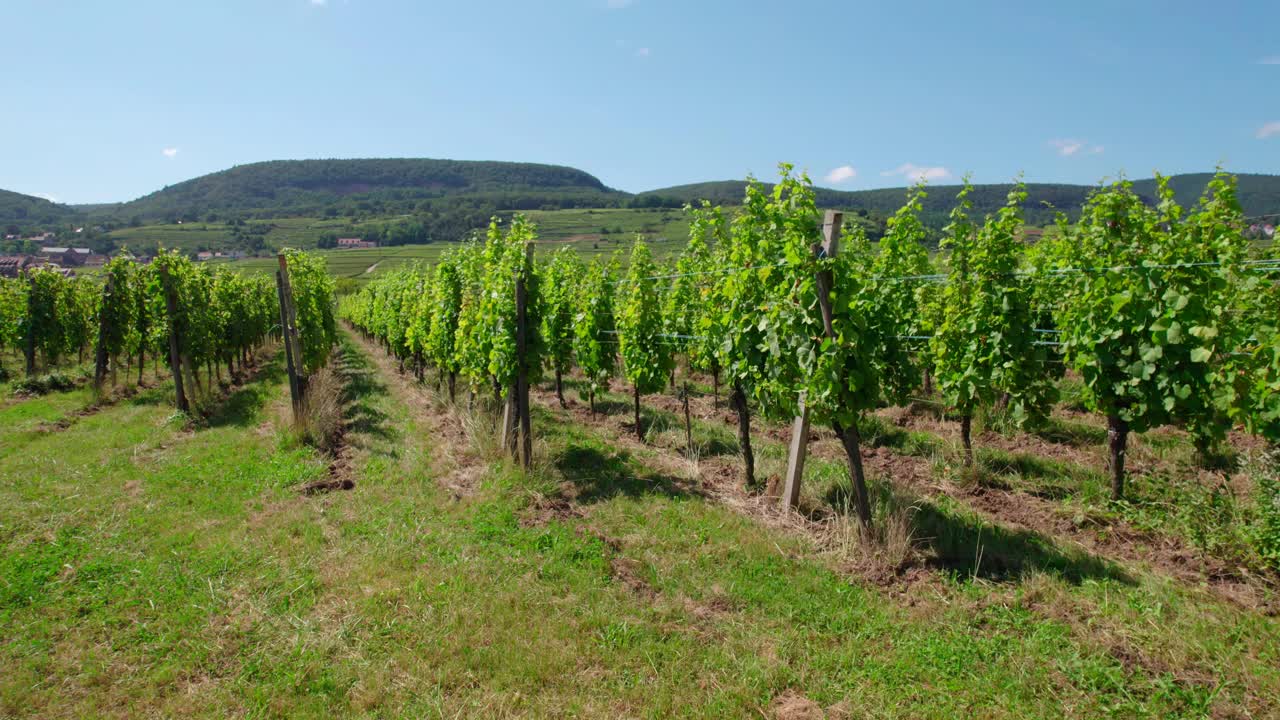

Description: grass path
[2,331,1277,717]
[343,330,1280,718]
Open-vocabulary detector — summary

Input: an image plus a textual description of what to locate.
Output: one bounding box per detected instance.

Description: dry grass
[298,364,344,454]
[814,491,920,572]
[459,397,507,464]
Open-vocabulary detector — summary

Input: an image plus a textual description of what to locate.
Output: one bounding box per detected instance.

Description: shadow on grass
[914,501,1131,584]
[554,443,691,505]
[856,415,942,458]
[823,481,1131,586]
[640,405,739,458]
[1033,416,1107,448]
[336,341,395,447]
[205,356,287,428]
[978,448,1094,499]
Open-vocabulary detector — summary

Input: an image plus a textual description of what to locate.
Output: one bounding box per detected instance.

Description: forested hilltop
[640,173,1280,229]
[3,160,1279,254]
[0,189,79,229]
[88,158,630,233]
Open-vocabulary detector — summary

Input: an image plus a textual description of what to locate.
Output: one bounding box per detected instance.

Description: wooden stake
[276,269,302,421]
[93,273,115,393]
[277,254,307,401]
[682,381,693,456]
[158,264,189,413]
[781,210,843,511]
[514,243,533,468]
[24,274,36,376]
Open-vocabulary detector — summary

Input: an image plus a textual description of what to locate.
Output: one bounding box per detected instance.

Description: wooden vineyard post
[500,392,516,453]
[93,272,115,392]
[514,243,534,469]
[24,273,37,376]
[158,263,189,413]
[682,381,693,456]
[277,254,307,397]
[276,268,302,422]
[781,210,843,511]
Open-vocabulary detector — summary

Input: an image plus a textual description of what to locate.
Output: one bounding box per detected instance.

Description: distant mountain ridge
[638,173,1280,227]
[0,189,79,229]
[103,158,626,221]
[3,160,1279,237]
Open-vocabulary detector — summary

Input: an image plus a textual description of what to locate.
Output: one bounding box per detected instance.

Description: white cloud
[824,165,857,184]
[162,147,179,158]
[33,193,59,203]
[881,163,951,183]
[1049,138,1104,157]
[1258,121,1280,139]
[606,0,633,8]
[1050,139,1085,156]
[1258,56,1280,65]
[635,47,650,58]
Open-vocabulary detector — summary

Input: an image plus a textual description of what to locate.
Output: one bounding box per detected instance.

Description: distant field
[106,217,355,254]
[215,245,457,283]
[106,207,692,257]
[192,207,693,283]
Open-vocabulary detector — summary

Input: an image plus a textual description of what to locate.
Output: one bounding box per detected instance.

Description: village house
[336,237,378,249]
[0,255,37,278]
[196,251,214,261]
[39,247,91,267]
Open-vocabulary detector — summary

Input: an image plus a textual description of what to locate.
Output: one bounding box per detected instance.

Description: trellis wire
[602,256,1280,288]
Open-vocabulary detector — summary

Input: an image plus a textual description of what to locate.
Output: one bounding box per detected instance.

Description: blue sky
[2,0,1277,203]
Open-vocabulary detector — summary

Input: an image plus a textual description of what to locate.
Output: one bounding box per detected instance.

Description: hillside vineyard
[5,165,1280,717]
[341,166,1280,530]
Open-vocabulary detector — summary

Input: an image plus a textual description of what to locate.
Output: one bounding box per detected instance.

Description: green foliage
[98,256,138,363]
[617,239,672,395]
[670,201,722,373]
[20,267,84,366]
[638,173,1280,236]
[760,167,881,428]
[0,277,25,356]
[541,247,583,379]
[573,256,620,396]
[341,215,542,393]
[1055,173,1248,450]
[151,250,282,376]
[403,266,434,362]
[866,184,933,403]
[1250,451,1280,571]
[715,175,785,407]
[932,181,1054,426]
[481,215,542,389]
[425,253,463,377]
[451,242,491,391]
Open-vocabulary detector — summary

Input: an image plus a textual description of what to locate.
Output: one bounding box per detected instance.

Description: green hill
[106,158,629,223]
[0,189,81,230]
[639,173,1280,228]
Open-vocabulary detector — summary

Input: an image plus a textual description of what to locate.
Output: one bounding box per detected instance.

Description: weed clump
[298,364,344,454]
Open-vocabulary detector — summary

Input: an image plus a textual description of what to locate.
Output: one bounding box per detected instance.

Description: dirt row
[531,374,1279,611]
[339,330,1276,611]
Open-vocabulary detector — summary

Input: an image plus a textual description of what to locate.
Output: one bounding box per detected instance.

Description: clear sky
[2,0,1278,204]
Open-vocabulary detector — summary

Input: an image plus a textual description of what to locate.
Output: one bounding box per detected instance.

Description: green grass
[1,334,1277,717]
